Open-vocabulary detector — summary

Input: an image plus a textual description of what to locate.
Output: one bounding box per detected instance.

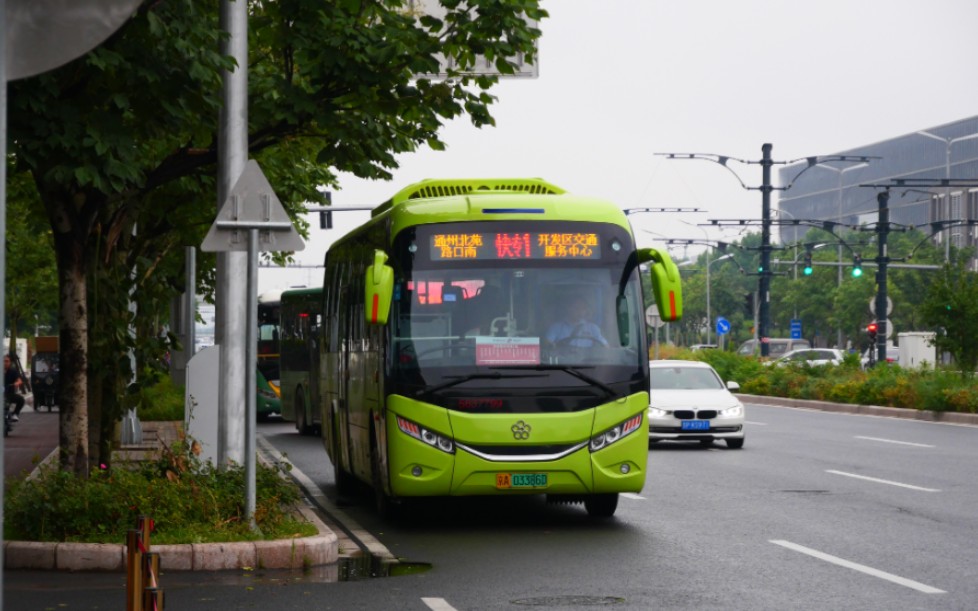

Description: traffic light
[851,254,863,278]
[866,322,878,341]
[802,252,813,276]
[743,292,755,316]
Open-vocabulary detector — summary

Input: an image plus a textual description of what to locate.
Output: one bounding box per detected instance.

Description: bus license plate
[681,420,710,431]
[496,473,548,489]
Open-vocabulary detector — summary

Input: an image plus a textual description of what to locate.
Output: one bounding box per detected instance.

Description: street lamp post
[812,162,869,348]
[916,130,978,261]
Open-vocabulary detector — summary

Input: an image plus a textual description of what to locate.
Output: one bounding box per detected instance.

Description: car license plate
[681,420,710,431]
[496,473,548,489]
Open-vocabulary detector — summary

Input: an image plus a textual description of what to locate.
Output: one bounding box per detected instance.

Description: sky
[258,0,978,294]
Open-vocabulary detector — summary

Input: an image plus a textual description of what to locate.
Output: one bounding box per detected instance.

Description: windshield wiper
[416,371,546,398]
[491,364,617,399]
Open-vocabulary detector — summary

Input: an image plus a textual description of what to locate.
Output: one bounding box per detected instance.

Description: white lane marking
[771,540,946,594]
[745,420,767,425]
[621,492,645,500]
[422,597,459,611]
[826,470,940,492]
[855,436,934,448]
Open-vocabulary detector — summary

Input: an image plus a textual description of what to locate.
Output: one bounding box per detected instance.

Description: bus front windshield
[388,222,648,413]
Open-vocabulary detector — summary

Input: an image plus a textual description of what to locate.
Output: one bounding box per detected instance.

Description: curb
[4,502,338,572]
[736,394,978,426]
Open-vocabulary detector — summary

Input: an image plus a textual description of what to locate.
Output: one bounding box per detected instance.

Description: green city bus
[256,289,284,420]
[320,178,682,518]
[279,286,324,435]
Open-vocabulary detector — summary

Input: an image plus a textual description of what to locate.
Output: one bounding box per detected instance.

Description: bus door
[345,260,372,481]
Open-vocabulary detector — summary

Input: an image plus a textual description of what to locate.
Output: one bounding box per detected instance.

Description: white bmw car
[648,360,745,449]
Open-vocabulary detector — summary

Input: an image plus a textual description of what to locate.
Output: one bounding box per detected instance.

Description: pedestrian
[4,353,26,422]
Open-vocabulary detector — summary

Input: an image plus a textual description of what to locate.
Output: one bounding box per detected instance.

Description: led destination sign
[431,232,601,260]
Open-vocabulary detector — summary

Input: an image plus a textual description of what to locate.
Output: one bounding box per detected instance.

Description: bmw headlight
[718,404,744,419]
[647,407,669,419]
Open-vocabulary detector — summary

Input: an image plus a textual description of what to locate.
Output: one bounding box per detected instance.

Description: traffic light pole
[873,190,889,366]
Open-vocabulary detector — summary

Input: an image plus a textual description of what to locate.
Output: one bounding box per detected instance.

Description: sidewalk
[3,395,59,482]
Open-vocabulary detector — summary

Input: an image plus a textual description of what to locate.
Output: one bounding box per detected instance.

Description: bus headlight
[589,412,643,452]
[396,416,455,454]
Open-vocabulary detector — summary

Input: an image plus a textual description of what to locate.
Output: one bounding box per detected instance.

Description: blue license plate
[681,420,710,431]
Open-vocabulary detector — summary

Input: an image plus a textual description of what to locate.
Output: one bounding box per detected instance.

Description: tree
[7,0,545,475]
[920,257,978,378]
[5,172,59,351]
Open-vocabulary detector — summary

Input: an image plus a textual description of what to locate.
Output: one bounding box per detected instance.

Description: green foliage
[674,228,953,353]
[5,171,59,339]
[670,350,978,414]
[919,257,978,378]
[7,0,545,474]
[5,439,316,544]
[135,375,185,422]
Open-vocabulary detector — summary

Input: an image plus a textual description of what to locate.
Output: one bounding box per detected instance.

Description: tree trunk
[55,230,90,477]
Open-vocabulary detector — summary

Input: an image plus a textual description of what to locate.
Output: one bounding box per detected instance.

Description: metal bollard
[143,587,164,611]
[126,529,144,611]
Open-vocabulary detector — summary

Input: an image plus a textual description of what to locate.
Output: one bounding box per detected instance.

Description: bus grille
[456,441,588,463]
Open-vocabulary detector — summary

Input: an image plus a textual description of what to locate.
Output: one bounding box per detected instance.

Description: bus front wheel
[371,435,401,521]
[584,493,619,518]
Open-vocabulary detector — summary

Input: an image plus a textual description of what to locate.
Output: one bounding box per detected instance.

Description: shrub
[4,436,316,544]
[136,376,185,421]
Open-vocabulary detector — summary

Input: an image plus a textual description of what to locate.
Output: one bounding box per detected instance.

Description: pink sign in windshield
[475,337,541,366]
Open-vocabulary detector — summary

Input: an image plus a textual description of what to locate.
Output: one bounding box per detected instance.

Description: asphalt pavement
[4,394,976,610]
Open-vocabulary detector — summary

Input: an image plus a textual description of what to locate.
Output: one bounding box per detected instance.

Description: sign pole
[245,229,258,529]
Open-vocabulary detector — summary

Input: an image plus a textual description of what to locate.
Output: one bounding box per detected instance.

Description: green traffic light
[803,266,813,276]
[851,268,862,277]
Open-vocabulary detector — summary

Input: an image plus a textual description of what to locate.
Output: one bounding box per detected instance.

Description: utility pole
[658,147,873,358]
[859,178,978,366]
[759,144,773,356]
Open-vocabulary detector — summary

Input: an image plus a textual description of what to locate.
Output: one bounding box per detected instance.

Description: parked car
[689,344,717,351]
[648,360,745,449]
[770,348,845,367]
[737,338,811,358]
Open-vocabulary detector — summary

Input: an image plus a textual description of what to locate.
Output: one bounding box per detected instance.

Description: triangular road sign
[202,160,305,252]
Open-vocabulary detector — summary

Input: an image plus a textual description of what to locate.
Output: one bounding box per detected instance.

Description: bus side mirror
[365,250,394,325]
[637,247,683,321]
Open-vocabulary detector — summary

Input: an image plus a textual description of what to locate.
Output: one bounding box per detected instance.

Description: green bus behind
[279,286,323,434]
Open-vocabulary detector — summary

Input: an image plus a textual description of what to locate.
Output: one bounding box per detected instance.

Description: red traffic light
[867,323,878,333]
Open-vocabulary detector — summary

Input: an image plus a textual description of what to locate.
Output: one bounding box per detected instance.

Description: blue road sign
[716,317,731,335]
[790,319,802,339]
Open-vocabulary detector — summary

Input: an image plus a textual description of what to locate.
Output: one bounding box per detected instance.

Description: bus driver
[544,295,608,349]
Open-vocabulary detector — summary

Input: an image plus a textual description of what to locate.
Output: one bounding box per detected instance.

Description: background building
[777,115,978,263]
